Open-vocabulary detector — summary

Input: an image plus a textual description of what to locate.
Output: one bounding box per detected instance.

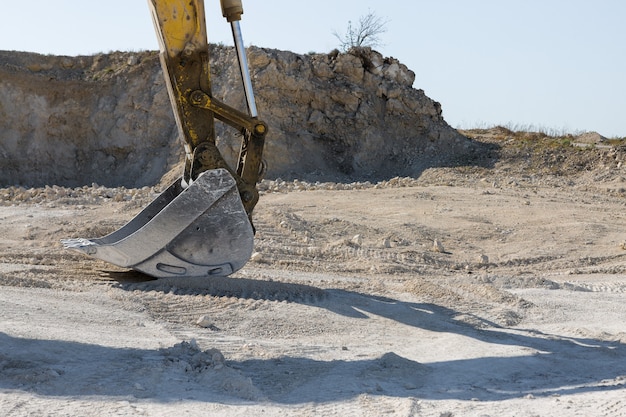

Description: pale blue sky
[2,0,624,137]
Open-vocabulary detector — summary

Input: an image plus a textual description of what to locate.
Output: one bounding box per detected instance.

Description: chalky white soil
[2,136,626,416]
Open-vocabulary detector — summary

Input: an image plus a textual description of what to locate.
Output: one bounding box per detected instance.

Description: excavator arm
[149,0,267,214]
[62,0,267,279]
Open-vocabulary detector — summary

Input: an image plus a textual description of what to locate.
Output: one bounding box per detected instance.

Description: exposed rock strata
[0,47,474,187]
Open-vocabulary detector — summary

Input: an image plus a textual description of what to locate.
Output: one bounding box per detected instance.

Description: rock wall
[0,47,474,187]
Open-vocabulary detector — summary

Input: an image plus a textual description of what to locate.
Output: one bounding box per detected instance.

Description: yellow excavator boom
[63,0,267,279]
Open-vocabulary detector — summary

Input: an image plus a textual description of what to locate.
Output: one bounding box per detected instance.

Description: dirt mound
[0,47,475,187]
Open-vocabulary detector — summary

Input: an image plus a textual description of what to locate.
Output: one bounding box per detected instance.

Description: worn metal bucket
[62,168,254,279]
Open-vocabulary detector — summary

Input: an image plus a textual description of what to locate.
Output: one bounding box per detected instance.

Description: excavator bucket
[62,169,254,278]
[63,1,265,279]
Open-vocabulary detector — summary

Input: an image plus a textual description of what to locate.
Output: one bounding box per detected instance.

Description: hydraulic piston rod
[221,0,258,117]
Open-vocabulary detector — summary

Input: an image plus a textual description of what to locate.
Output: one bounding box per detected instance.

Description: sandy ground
[2,135,626,416]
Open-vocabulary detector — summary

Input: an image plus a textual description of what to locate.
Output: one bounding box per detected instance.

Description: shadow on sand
[2,271,625,404]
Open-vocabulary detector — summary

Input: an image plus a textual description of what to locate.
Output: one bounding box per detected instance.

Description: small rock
[574,131,607,145]
[250,251,263,262]
[196,315,213,328]
[209,349,225,365]
[432,239,445,253]
[477,254,489,264]
[351,234,363,245]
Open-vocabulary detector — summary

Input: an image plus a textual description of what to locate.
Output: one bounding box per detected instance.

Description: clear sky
[2,0,624,137]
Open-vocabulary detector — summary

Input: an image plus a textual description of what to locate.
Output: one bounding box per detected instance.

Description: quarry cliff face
[0,47,474,187]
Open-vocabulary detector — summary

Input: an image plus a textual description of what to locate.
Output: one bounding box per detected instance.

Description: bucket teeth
[61,238,98,255]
